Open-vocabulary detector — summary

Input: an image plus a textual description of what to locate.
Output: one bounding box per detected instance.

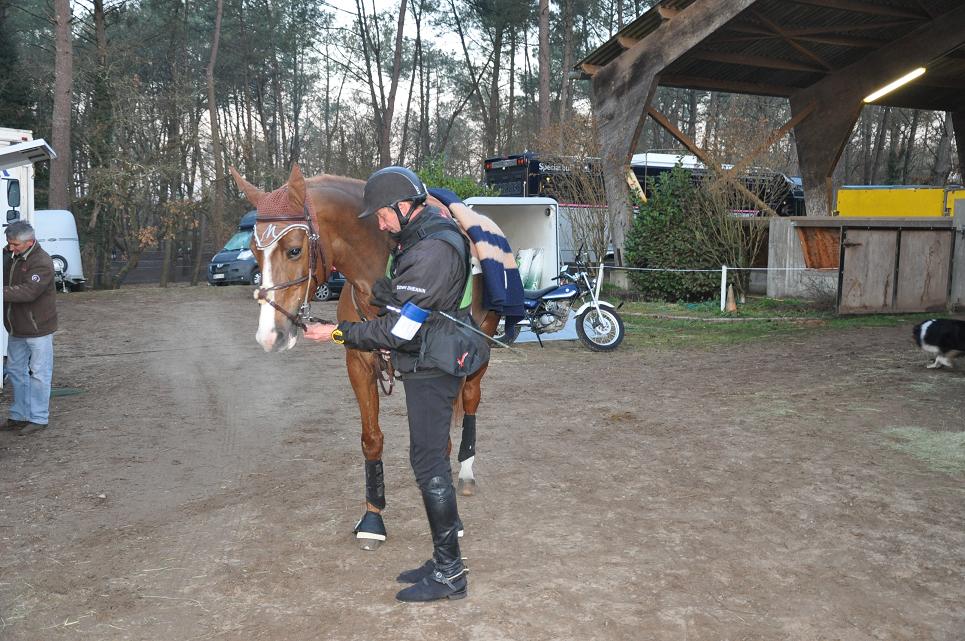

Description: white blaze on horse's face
[256,245,280,351]
[255,245,298,353]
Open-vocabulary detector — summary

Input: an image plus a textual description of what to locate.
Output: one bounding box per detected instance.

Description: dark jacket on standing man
[336,205,488,378]
[3,243,58,337]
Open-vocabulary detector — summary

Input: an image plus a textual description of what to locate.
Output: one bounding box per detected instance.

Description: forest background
[0,0,959,288]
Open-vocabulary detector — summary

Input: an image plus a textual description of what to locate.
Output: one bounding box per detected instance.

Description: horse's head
[230,164,327,353]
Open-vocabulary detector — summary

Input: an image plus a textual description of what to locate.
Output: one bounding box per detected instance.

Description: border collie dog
[913,319,965,369]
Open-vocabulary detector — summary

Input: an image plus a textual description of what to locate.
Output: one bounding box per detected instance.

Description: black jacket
[338,206,486,377]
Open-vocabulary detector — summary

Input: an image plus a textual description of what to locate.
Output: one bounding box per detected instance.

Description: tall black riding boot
[395,476,467,602]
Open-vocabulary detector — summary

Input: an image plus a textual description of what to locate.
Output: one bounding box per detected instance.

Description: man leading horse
[304,166,488,602]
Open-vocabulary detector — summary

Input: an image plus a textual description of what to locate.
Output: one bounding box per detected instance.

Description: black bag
[419,313,490,377]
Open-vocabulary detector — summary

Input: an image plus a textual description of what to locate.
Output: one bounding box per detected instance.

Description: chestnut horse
[230,164,499,551]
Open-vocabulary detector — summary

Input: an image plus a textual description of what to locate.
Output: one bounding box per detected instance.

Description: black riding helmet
[358,166,428,222]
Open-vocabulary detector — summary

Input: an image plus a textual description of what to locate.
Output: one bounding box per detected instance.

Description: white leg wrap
[458,456,475,481]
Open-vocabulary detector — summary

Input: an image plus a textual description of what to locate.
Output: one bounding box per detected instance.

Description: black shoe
[398,476,467,599]
[18,422,47,435]
[397,559,434,583]
[395,569,468,602]
[0,418,28,431]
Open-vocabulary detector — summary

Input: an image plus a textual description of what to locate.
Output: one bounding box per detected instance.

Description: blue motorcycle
[496,251,625,352]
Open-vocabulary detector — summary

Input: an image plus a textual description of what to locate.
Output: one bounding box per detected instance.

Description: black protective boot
[396,559,434,583]
[395,476,468,602]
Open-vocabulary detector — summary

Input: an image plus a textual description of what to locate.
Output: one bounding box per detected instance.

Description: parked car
[207,211,259,286]
[314,269,345,301]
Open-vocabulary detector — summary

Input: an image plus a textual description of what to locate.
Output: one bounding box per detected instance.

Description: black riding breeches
[402,373,463,489]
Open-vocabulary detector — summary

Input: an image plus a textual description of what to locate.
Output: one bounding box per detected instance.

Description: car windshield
[222,230,252,252]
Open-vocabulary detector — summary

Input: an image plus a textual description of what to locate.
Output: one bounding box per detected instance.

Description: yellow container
[835,185,964,217]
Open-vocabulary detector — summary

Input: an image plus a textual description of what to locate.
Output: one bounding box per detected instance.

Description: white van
[33,209,85,291]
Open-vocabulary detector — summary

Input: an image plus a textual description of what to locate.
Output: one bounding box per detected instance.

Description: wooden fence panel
[839,229,897,314]
[896,230,953,312]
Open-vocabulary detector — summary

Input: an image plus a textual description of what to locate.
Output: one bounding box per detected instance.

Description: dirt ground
[1,284,963,641]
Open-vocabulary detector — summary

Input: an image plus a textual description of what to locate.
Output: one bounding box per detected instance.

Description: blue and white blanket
[449,206,525,332]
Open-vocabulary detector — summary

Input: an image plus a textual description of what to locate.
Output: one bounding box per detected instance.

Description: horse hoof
[359,538,383,552]
[457,478,476,496]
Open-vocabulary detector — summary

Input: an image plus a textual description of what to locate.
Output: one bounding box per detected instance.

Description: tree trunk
[206,0,226,247]
[931,111,953,183]
[503,27,516,156]
[700,91,718,150]
[869,107,891,184]
[379,0,408,166]
[558,0,574,134]
[485,27,504,156]
[49,0,73,210]
[686,89,698,141]
[900,109,920,182]
[537,0,551,141]
[861,111,872,184]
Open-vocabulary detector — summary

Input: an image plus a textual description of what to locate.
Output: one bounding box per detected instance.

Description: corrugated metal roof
[576,0,965,111]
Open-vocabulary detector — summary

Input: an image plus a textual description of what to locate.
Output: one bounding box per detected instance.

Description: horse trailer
[0,127,57,378]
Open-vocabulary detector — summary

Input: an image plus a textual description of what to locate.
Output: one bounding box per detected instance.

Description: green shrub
[624,168,720,301]
[417,156,497,200]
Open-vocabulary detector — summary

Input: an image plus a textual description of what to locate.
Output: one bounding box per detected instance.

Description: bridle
[252,200,329,331]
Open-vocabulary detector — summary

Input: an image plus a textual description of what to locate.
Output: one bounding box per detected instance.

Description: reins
[351,283,395,396]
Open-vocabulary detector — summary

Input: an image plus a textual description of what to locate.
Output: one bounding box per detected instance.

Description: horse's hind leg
[457,363,487,497]
[347,349,387,551]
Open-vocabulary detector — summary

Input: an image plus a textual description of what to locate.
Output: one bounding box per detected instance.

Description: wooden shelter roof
[576,0,965,112]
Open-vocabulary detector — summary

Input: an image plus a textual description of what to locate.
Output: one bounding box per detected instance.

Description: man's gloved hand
[427,187,463,208]
[370,277,400,315]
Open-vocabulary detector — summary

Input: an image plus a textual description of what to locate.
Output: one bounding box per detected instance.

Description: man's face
[375,207,401,234]
[7,238,34,255]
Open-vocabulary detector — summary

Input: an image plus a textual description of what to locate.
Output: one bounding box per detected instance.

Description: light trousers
[7,333,54,425]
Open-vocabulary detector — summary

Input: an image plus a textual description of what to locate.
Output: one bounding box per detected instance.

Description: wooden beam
[790,3,965,215]
[723,103,816,179]
[717,31,885,48]
[659,74,793,97]
[617,35,639,50]
[783,33,885,48]
[590,0,759,268]
[750,9,833,71]
[728,19,915,37]
[790,0,928,20]
[646,106,779,217]
[691,49,829,73]
[581,63,602,77]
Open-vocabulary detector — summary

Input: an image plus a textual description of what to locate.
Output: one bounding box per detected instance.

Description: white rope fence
[603,264,830,311]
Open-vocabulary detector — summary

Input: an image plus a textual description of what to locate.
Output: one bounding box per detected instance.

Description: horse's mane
[306,173,365,198]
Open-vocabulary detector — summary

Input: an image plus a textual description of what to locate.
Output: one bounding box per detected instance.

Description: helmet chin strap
[391,202,411,229]
[391,197,426,232]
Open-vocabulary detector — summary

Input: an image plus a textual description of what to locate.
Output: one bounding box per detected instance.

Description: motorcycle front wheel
[576,307,625,351]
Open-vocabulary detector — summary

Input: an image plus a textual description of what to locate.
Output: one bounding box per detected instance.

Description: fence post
[719,265,728,311]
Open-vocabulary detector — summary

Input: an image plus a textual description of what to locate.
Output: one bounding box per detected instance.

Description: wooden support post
[589,0,757,278]
[791,3,965,216]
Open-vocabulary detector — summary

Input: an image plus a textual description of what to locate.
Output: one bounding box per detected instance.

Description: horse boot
[395,476,468,602]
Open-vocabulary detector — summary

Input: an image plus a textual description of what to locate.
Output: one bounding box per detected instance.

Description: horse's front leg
[347,348,386,551]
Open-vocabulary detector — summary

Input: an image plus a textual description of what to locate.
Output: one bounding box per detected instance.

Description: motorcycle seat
[523,285,558,300]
